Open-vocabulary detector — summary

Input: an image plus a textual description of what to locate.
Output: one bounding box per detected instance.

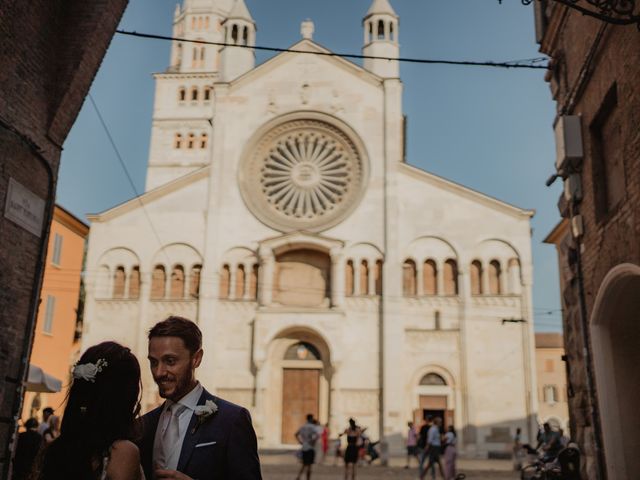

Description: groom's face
[148,336,203,401]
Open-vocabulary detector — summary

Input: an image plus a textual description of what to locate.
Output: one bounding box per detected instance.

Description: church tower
[145,0,235,191]
[220,0,256,82]
[362,0,399,78]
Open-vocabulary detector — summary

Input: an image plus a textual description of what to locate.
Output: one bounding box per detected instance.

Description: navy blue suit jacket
[139,389,262,480]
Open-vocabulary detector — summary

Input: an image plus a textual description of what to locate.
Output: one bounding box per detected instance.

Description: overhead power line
[115,29,550,70]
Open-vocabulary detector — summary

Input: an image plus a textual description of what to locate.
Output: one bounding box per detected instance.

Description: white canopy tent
[26,364,62,393]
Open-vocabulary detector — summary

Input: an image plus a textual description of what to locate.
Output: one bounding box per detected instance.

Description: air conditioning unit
[554,115,583,171]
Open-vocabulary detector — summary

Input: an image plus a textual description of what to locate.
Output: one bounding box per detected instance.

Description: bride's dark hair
[35,341,141,480]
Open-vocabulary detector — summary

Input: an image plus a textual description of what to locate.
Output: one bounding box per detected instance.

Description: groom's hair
[149,316,202,355]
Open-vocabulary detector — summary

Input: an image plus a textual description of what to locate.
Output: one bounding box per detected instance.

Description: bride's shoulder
[107,440,141,479]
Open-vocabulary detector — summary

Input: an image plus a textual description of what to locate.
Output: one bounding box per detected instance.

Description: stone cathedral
[82,0,539,456]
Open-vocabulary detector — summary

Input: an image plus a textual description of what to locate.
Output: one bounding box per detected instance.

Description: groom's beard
[156,370,195,401]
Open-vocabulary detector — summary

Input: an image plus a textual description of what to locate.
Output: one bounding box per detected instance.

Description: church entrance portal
[281,368,320,443]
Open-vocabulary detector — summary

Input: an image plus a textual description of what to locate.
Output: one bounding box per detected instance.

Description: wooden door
[281,369,320,444]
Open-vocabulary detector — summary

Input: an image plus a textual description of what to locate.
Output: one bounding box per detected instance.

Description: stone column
[353,260,361,296]
[258,247,274,306]
[331,248,345,307]
[229,265,237,300]
[416,260,424,296]
[437,260,445,296]
[481,261,490,296]
[243,261,253,300]
[368,258,376,296]
[499,260,508,295]
[164,265,171,299]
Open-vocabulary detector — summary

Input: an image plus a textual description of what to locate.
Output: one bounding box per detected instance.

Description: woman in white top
[33,342,144,480]
[443,425,457,480]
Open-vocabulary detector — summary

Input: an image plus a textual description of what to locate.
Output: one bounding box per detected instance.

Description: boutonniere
[191,400,218,434]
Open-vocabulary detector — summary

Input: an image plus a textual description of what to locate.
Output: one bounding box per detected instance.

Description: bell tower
[362,0,399,79]
[220,0,256,82]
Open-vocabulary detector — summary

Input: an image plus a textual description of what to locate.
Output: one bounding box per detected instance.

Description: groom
[139,316,262,479]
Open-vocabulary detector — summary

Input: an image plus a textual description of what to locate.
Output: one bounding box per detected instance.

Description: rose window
[239,118,367,232]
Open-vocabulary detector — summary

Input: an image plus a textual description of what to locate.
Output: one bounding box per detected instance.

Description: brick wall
[539,4,640,479]
[0,0,127,476]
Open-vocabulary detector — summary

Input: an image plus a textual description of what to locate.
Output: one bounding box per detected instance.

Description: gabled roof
[86,166,210,223]
[227,38,382,90]
[366,0,397,18]
[399,163,535,219]
[228,0,253,21]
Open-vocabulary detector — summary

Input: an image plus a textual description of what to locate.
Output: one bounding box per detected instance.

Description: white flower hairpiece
[72,358,108,383]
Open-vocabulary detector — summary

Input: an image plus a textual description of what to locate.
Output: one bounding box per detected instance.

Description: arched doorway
[590,264,640,480]
[413,371,455,430]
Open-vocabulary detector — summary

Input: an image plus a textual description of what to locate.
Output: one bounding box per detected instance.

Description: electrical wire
[115,29,550,71]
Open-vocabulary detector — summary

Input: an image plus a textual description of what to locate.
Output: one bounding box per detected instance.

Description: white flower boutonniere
[192,400,218,434]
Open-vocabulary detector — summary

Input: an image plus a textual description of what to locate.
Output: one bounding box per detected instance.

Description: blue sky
[57,0,563,331]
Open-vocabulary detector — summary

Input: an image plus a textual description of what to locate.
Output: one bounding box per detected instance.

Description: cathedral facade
[82,0,538,455]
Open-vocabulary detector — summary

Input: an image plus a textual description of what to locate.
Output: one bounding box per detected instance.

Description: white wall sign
[4,178,46,237]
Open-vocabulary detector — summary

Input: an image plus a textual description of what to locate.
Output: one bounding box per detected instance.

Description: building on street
[534,332,569,432]
[82,0,538,456]
[536,1,640,478]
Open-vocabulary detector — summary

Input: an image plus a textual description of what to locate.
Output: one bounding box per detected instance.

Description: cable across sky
[115,29,550,70]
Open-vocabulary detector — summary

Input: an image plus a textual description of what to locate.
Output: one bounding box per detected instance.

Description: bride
[34,341,144,480]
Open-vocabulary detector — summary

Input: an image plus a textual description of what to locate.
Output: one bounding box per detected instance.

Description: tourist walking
[405,421,418,468]
[420,417,445,480]
[417,416,432,473]
[12,418,42,480]
[37,407,53,436]
[33,341,144,480]
[321,423,330,463]
[42,415,60,444]
[343,418,362,480]
[295,414,319,480]
[443,425,457,480]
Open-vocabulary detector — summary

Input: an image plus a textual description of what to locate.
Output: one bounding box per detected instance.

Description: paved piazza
[261,455,519,480]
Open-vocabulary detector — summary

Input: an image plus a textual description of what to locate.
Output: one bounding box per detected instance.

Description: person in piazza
[139,316,262,480]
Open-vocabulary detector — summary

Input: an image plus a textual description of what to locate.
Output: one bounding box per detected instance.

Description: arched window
[191,17,196,30]
[243,26,249,46]
[443,259,458,295]
[377,20,385,40]
[231,24,239,44]
[176,43,183,67]
[389,22,395,41]
[205,16,210,29]
[220,265,231,299]
[174,133,183,149]
[508,258,521,294]
[113,266,126,299]
[284,342,321,361]
[129,266,140,299]
[368,22,373,43]
[423,259,437,295]
[178,87,186,102]
[197,17,203,30]
[151,265,166,299]
[345,260,354,297]
[192,47,197,67]
[489,260,502,295]
[402,259,417,296]
[470,260,483,295]
[200,47,206,67]
[191,87,198,101]
[360,260,369,296]
[187,133,195,149]
[420,373,447,386]
[249,264,259,300]
[189,265,201,298]
[203,86,211,101]
[200,133,208,149]
[170,265,185,299]
[544,385,558,404]
[236,265,245,299]
[375,259,383,295]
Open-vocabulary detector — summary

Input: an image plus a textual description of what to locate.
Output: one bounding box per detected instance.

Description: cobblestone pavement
[262,463,519,480]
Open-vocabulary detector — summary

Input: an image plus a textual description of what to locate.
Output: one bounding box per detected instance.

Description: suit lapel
[177,390,211,472]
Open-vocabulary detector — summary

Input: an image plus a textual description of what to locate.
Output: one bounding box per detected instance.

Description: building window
[51,233,63,266]
[375,259,383,295]
[151,265,166,299]
[174,133,183,149]
[190,265,201,298]
[129,266,140,299]
[419,372,447,386]
[236,265,245,299]
[591,83,625,220]
[360,260,369,296]
[443,259,458,295]
[377,20,385,40]
[345,260,354,297]
[203,87,211,101]
[178,87,186,102]
[231,24,239,44]
[489,260,502,295]
[423,259,437,295]
[187,133,195,149]
[389,22,395,41]
[170,265,185,299]
[249,264,259,300]
[191,87,198,101]
[242,26,249,46]
[113,266,126,299]
[545,359,555,373]
[200,133,208,149]
[434,310,441,330]
[205,16,210,29]
[220,265,231,299]
[544,385,558,404]
[368,22,373,43]
[470,260,483,295]
[43,295,56,334]
[402,259,417,296]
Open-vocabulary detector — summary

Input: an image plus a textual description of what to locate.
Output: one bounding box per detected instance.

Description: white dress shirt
[152,382,204,471]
